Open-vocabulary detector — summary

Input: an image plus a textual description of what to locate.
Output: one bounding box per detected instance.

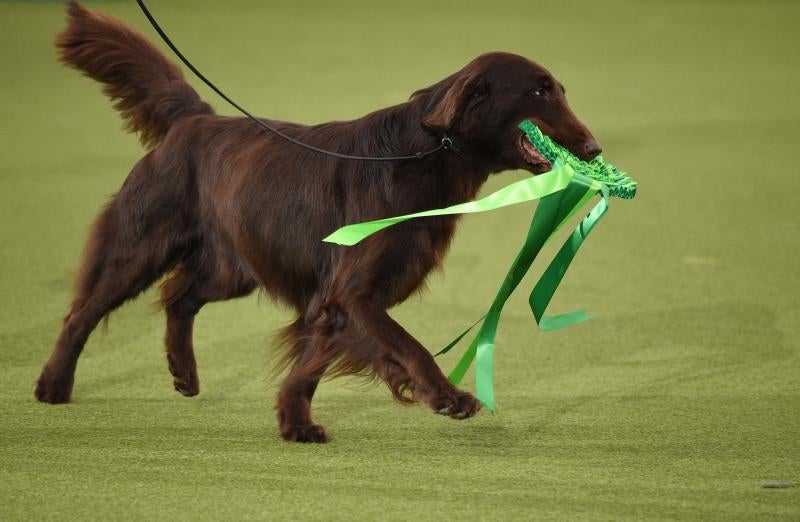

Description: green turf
[1,0,799,519]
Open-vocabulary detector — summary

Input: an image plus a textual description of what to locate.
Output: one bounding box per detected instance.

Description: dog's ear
[422,72,489,131]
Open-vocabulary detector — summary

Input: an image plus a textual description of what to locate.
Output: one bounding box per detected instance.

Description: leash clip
[441,135,466,157]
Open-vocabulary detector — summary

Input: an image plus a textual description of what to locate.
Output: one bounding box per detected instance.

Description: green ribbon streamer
[322,164,575,245]
[323,145,624,413]
[531,184,609,331]
[442,173,607,412]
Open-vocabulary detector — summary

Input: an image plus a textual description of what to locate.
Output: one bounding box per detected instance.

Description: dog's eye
[531,88,546,97]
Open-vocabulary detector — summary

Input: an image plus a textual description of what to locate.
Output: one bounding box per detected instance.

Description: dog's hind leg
[160,253,256,397]
[35,159,193,404]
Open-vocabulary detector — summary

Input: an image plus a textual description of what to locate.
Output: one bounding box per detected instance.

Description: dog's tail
[57,1,213,148]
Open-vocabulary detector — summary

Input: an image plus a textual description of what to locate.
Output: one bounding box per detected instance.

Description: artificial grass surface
[1,0,798,519]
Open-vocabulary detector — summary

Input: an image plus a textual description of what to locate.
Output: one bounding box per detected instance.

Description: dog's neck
[352,97,492,207]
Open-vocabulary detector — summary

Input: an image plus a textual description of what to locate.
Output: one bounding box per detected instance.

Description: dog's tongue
[519,133,551,169]
[522,138,541,160]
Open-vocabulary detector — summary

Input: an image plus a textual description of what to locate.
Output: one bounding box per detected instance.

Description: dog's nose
[584,140,602,160]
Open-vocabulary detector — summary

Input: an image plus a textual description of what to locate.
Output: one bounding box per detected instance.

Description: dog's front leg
[348,301,482,419]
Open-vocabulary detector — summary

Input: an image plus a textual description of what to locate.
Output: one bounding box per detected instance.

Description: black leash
[135,0,457,162]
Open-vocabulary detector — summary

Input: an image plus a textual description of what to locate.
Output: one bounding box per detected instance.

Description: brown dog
[36,1,602,442]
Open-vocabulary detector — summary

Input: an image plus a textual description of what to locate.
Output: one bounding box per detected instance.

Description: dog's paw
[281,423,330,443]
[34,370,73,404]
[172,377,199,397]
[167,354,199,397]
[433,389,482,420]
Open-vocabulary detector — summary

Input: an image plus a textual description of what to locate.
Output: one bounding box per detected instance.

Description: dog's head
[417,52,601,174]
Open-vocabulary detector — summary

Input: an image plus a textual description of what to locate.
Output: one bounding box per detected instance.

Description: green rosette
[519,119,637,200]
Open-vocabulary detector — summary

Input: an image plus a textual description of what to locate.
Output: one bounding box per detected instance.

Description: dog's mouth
[516,132,552,174]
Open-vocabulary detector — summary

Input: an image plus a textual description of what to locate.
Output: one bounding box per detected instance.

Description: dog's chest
[377,214,459,305]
